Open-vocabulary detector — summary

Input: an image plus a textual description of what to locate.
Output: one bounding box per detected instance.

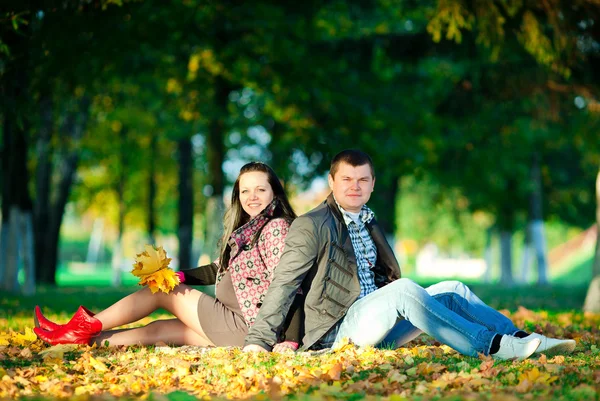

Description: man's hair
[329,149,375,178]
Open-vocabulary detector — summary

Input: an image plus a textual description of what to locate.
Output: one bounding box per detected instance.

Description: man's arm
[244,216,318,351]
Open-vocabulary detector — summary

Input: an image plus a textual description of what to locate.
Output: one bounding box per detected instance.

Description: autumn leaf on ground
[515,367,559,392]
[39,344,79,361]
[14,327,37,345]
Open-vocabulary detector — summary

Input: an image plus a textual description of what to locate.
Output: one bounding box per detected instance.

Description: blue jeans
[332,279,520,356]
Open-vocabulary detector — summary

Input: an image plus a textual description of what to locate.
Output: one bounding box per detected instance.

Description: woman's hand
[272,341,299,353]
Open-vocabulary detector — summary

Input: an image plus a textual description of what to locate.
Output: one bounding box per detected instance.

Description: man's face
[328,162,375,213]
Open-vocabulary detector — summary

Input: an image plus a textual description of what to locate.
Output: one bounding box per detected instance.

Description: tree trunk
[528,153,549,285]
[500,230,514,285]
[34,94,53,281]
[39,96,90,284]
[370,175,399,245]
[520,227,533,283]
[111,235,123,287]
[112,127,128,287]
[0,120,12,287]
[147,132,157,245]
[86,218,105,265]
[483,227,494,283]
[0,120,33,293]
[3,208,21,292]
[0,0,33,292]
[177,137,194,270]
[583,168,600,312]
[201,76,229,264]
[20,211,36,295]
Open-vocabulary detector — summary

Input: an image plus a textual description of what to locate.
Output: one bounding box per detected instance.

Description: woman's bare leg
[93,285,210,339]
[92,319,214,346]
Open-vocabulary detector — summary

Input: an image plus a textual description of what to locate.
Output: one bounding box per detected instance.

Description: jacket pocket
[329,258,353,277]
[324,276,350,294]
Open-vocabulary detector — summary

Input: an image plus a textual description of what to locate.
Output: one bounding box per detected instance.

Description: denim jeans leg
[333,278,497,356]
[377,319,422,349]
[425,281,520,335]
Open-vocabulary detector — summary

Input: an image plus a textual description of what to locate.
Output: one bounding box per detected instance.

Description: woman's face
[238,171,275,218]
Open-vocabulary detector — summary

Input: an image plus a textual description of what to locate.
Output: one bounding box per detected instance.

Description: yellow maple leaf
[131,245,179,294]
[39,344,79,360]
[139,267,180,294]
[13,327,37,346]
[132,245,172,277]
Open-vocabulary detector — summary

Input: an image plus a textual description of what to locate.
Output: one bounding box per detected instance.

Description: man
[244,150,575,360]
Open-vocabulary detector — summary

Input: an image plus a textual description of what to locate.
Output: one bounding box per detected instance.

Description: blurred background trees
[1,0,599,309]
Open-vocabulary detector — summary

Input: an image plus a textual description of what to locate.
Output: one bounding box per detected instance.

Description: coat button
[320,309,327,315]
[243,245,251,251]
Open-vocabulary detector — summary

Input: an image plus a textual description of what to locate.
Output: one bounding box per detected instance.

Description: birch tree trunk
[529,153,549,285]
[500,230,514,286]
[112,127,128,287]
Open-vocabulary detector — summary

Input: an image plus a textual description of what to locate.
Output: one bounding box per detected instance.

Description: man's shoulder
[301,199,333,221]
[290,200,336,233]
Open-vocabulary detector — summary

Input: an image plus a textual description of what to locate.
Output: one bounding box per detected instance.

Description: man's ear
[328,174,334,190]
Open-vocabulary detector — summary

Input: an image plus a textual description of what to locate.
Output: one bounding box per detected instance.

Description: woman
[34,162,302,350]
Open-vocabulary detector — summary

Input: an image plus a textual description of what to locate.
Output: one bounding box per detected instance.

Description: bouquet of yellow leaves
[131,245,180,294]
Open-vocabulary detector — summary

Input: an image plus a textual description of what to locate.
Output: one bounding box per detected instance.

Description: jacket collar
[228,199,278,254]
[326,193,345,223]
[326,193,374,226]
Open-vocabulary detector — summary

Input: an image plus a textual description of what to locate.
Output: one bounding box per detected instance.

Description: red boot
[34,306,102,345]
[34,305,96,331]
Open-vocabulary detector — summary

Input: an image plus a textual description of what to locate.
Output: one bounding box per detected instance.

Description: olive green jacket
[244,193,401,351]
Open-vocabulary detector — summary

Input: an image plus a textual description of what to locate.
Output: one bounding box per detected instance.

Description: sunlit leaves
[131,245,179,294]
[518,11,570,77]
[427,0,474,43]
[1,306,598,400]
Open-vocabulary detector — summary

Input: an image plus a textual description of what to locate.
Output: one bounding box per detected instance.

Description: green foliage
[397,175,492,255]
[2,0,600,285]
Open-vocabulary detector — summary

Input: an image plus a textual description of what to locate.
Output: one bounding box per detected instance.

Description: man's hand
[243,344,268,353]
